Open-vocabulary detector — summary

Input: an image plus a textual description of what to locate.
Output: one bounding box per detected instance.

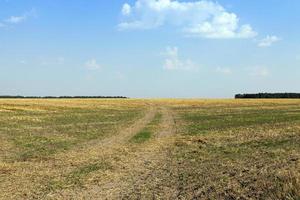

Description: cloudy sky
[0,0,300,98]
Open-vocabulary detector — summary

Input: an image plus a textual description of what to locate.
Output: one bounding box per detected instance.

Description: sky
[0,0,300,98]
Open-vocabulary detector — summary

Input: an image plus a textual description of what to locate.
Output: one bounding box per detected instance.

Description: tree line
[235,93,300,99]
[0,95,128,99]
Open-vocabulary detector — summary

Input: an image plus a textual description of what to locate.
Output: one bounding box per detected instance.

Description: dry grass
[168,99,300,199]
[0,99,148,199]
[0,99,299,199]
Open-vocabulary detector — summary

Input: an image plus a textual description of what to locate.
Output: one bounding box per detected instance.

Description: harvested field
[0,99,299,199]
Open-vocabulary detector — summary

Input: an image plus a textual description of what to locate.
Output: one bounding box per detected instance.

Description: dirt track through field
[2,100,300,200]
[46,105,178,199]
[0,106,158,200]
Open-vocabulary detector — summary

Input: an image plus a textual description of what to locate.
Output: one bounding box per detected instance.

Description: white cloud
[258,35,280,47]
[5,15,27,24]
[3,9,36,25]
[248,66,270,77]
[184,14,256,39]
[163,46,197,71]
[122,3,131,15]
[85,59,101,70]
[119,0,257,39]
[215,67,232,75]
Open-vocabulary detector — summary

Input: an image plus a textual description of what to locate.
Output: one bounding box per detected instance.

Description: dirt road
[45,105,179,199]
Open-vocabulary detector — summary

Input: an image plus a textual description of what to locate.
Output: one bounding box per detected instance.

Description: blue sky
[0,0,300,98]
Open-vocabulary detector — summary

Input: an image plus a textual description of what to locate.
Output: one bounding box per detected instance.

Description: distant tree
[0,95,128,99]
[235,93,300,99]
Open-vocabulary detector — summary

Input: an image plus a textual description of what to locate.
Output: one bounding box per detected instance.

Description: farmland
[0,99,299,199]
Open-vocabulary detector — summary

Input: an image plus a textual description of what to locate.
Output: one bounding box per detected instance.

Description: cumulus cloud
[122,3,132,15]
[85,59,101,70]
[118,0,257,39]
[163,46,197,71]
[215,67,232,75]
[258,35,280,47]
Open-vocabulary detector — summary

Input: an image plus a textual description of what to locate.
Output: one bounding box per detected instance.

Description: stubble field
[0,99,299,199]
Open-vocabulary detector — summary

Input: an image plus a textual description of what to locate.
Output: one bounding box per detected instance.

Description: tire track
[41,107,158,199]
[46,106,179,199]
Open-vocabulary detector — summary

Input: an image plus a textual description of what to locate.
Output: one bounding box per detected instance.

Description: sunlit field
[0,99,299,199]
